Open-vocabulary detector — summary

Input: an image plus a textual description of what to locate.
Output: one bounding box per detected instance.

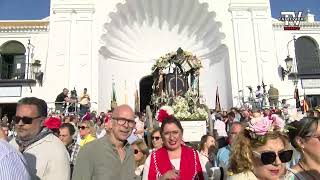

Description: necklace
[298,161,317,180]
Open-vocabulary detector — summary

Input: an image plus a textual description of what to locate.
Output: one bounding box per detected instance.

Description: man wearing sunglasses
[9,97,70,180]
[72,104,136,180]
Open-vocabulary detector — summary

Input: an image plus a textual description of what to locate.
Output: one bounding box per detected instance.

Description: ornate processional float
[150,48,209,142]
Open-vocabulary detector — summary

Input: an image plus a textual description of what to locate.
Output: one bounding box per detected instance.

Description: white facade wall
[0,25,49,103]
[273,22,320,106]
[0,0,319,112]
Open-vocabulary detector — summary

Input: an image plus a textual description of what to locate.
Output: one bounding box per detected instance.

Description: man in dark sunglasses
[9,97,70,180]
[72,104,136,180]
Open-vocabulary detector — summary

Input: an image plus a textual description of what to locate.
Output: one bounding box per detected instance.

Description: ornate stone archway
[99,0,226,64]
[98,0,230,110]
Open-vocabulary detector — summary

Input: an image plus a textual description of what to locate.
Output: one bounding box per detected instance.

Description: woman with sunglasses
[132,139,149,178]
[285,117,320,180]
[79,120,96,147]
[228,114,293,180]
[143,117,206,180]
[150,127,163,150]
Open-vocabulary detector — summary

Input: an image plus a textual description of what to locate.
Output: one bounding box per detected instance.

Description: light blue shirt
[0,140,31,180]
[289,145,301,168]
[216,145,231,168]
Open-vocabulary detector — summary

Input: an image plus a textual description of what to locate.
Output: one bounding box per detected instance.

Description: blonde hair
[132,139,149,167]
[82,120,96,138]
[228,130,289,174]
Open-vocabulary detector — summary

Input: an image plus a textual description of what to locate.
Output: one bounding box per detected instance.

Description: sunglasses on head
[78,126,87,130]
[152,136,161,141]
[134,149,140,154]
[13,116,41,124]
[253,150,293,165]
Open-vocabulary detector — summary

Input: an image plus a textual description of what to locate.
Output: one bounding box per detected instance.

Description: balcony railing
[0,63,37,85]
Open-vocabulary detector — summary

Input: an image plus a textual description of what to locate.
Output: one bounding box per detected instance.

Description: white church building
[0,0,319,116]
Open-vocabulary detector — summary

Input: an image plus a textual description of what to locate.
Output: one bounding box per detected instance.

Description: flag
[111,79,117,110]
[303,98,309,113]
[134,85,140,113]
[294,86,300,109]
[215,87,221,111]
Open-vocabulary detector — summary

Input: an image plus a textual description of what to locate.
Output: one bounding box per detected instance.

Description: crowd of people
[0,95,320,180]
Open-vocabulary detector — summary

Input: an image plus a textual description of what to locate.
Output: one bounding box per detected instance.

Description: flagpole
[215,86,221,112]
[175,67,177,97]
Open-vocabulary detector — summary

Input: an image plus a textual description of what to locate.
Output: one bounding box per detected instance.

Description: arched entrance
[0,40,26,79]
[295,36,320,76]
[139,75,154,112]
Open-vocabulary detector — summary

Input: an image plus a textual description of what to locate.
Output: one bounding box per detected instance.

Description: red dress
[148,145,204,180]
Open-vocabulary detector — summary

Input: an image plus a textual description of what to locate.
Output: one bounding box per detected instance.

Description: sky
[0,0,319,20]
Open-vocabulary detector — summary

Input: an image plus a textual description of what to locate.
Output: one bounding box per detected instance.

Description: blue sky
[0,0,318,20]
[270,0,319,20]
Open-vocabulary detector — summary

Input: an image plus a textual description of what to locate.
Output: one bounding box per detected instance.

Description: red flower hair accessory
[156,106,174,122]
[44,117,62,129]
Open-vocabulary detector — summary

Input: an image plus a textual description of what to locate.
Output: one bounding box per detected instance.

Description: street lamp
[284,56,293,73]
[281,36,297,80]
[31,60,43,86]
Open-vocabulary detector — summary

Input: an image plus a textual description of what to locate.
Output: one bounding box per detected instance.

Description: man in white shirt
[0,136,31,180]
[255,85,264,109]
[10,97,70,180]
[213,114,227,149]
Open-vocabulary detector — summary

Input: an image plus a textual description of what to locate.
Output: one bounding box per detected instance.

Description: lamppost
[281,36,299,85]
[26,39,31,79]
[284,56,293,73]
[31,59,43,86]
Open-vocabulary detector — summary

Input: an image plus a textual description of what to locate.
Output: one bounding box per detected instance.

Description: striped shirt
[0,140,31,180]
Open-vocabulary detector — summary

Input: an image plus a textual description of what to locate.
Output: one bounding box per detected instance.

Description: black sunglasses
[134,149,140,154]
[13,116,41,124]
[152,136,161,141]
[253,150,293,165]
[78,126,87,130]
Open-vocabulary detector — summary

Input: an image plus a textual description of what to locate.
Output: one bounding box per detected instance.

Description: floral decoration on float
[155,90,209,122]
[151,48,209,122]
[151,49,203,72]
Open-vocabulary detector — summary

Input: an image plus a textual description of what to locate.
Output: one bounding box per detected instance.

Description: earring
[301,146,305,154]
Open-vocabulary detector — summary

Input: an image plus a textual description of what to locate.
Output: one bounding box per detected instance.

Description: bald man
[72,105,136,180]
